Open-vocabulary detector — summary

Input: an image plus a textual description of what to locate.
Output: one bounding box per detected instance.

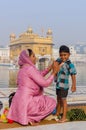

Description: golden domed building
[9,27,54,69]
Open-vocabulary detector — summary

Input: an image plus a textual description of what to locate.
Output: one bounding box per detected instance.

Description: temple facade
[9,27,54,69]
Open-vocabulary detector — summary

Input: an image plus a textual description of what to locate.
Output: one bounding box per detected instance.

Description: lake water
[0,64,86,88]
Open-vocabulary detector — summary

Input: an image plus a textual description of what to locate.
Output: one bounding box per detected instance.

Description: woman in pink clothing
[7,49,60,126]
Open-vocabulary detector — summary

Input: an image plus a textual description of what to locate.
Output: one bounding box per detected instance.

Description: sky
[0,0,86,47]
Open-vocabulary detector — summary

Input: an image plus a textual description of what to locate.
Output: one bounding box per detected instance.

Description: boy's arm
[71,75,76,92]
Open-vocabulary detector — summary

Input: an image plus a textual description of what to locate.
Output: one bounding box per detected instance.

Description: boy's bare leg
[58,98,68,122]
[56,97,62,116]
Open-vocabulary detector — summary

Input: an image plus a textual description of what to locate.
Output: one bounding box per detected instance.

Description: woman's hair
[27,49,33,56]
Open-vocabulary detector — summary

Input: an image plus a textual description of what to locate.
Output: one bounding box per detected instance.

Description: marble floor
[3,121,86,130]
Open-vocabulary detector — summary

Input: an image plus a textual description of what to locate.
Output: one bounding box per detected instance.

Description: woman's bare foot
[29,121,39,126]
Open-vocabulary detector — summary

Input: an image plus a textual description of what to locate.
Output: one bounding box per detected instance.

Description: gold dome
[47,29,52,35]
[10,33,16,38]
[27,27,33,33]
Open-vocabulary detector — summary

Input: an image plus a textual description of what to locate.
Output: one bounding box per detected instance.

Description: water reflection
[0,63,86,88]
[0,66,18,88]
[0,66,9,88]
[9,69,18,88]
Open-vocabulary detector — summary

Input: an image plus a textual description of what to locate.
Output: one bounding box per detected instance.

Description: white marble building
[0,47,10,63]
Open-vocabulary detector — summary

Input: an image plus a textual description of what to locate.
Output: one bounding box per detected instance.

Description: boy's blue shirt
[56,58,77,89]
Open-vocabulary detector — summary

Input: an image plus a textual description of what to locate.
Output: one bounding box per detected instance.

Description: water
[0,66,18,88]
[0,64,86,88]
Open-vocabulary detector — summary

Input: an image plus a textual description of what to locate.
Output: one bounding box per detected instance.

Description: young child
[55,45,77,123]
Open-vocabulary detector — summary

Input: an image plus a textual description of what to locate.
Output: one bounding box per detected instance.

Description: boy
[55,45,76,123]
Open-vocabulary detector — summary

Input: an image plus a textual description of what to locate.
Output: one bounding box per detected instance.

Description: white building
[52,48,59,60]
[0,47,10,63]
[69,46,77,62]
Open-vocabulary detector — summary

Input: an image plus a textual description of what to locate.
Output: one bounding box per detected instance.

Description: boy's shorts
[56,88,68,99]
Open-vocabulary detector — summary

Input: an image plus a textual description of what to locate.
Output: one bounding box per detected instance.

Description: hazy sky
[0,0,86,47]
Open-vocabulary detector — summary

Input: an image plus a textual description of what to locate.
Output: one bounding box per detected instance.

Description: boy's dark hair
[59,45,70,53]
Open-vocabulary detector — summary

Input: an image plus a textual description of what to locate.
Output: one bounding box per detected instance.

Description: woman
[7,49,59,125]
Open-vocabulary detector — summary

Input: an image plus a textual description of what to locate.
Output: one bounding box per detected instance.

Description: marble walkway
[3,121,86,130]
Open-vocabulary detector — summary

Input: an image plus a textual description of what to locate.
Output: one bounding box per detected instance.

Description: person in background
[55,45,77,123]
[7,49,60,126]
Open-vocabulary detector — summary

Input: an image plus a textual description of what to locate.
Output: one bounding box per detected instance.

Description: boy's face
[59,52,70,62]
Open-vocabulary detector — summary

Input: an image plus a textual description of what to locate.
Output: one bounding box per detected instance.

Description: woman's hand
[52,61,60,76]
[47,64,53,72]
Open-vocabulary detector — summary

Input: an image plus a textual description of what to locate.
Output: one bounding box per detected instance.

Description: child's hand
[71,86,76,92]
[59,62,64,67]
